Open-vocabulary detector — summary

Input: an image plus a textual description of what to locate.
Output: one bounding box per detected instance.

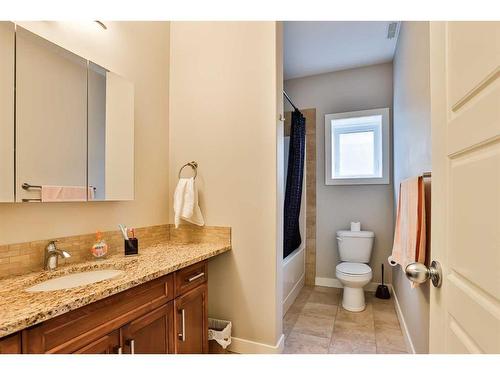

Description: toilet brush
[375,264,391,299]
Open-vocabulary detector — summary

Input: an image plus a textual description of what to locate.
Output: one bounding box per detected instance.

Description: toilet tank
[336,230,375,263]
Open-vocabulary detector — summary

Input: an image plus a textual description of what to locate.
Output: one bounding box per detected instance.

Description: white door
[429,21,500,353]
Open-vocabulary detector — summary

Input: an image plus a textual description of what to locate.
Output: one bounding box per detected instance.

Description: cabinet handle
[127,339,135,354]
[116,346,123,354]
[178,309,186,342]
[187,272,205,282]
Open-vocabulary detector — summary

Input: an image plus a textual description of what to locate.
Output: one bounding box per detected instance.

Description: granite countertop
[0,241,230,338]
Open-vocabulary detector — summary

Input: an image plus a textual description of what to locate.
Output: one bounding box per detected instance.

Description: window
[325,108,389,185]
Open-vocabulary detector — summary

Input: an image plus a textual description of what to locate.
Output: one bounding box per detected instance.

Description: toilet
[336,230,375,312]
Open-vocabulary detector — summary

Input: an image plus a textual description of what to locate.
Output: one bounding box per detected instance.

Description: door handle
[126,339,135,354]
[178,309,186,342]
[187,272,205,282]
[405,260,442,287]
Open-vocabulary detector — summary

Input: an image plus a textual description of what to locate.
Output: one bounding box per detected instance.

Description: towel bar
[22,183,96,191]
[178,161,198,179]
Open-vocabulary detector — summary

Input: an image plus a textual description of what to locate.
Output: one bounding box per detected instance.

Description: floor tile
[282,286,407,354]
[329,338,376,354]
[293,314,335,339]
[332,319,376,342]
[284,331,330,354]
[376,347,407,354]
[375,326,407,353]
[307,289,340,305]
[301,301,337,319]
[283,311,299,336]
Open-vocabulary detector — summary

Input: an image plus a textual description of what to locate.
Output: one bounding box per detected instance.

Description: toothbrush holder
[124,238,138,256]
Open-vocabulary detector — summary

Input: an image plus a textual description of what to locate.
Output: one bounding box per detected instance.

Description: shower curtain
[284,109,306,259]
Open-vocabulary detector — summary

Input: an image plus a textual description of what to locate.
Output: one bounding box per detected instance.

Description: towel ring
[178,161,198,179]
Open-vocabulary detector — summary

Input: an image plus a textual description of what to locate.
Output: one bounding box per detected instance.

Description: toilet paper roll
[388,256,398,266]
[350,222,361,231]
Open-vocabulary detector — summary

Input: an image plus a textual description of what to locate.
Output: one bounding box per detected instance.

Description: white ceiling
[284,21,400,80]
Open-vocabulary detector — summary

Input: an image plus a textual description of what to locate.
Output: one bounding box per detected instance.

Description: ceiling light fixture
[95,21,107,30]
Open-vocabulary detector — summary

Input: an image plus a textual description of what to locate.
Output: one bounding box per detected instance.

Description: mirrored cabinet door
[15,27,88,202]
[0,22,15,202]
[88,62,134,201]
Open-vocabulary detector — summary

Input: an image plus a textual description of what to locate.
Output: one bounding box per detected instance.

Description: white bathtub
[282,244,305,315]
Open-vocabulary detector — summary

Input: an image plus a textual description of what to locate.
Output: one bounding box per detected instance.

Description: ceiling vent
[387,22,399,39]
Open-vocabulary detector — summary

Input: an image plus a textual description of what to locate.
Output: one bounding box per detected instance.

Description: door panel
[73,330,120,354]
[429,21,500,354]
[174,283,208,354]
[122,302,174,354]
[448,22,499,107]
[449,143,500,298]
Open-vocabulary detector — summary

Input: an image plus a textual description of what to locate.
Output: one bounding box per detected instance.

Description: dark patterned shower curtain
[283,109,306,259]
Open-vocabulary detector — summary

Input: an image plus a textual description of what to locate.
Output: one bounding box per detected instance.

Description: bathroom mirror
[88,62,135,201]
[3,25,135,203]
[0,22,15,202]
[15,26,88,202]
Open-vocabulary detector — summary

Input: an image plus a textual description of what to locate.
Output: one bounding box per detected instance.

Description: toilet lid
[336,262,372,275]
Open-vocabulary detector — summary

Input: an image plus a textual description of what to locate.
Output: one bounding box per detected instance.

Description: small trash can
[208,318,232,354]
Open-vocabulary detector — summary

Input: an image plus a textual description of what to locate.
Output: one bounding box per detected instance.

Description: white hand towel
[174,177,205,229]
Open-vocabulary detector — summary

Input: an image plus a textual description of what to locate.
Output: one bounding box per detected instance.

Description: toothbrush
[118,224,129,241]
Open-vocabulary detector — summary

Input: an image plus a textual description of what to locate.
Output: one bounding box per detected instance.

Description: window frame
[325,108,390,185]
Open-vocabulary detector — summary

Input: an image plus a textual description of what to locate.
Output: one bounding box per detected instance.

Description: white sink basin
[26,269,124,292]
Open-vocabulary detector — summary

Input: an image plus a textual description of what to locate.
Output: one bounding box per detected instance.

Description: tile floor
[283,286,408,354]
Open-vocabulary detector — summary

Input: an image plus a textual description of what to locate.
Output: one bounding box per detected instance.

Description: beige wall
[284,62,394,284]
[169,22,282,350]
[392,21,431,354]
[105,72,135,201]
[0,22,170,245]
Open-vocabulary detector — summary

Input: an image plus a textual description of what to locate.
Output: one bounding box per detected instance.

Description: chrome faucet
[44,240,71,271]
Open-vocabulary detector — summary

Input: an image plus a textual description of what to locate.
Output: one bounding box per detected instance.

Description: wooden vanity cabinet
[1,260,210,354]
[73,330,121,354]
[121,302,174,354]
[0,332,21,354]
[174,283,208,354]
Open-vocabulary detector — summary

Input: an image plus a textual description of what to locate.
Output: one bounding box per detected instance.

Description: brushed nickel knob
[405,260,442,288]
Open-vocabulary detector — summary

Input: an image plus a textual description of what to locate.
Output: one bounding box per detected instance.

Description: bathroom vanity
[0,239,230,354]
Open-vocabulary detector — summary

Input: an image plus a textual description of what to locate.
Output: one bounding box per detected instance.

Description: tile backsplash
[0,224,230,278]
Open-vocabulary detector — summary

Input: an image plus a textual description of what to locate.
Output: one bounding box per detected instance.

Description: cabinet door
[174,283,208,354]
[73,330,120,354]
[121,302,174,354]
[0,333,21,354]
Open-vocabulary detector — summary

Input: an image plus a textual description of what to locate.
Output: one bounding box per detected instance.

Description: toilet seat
[336,262,371,276]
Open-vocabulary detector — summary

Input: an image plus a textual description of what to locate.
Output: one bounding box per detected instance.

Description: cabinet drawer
[174,261,207,297]
[23,273,173,353]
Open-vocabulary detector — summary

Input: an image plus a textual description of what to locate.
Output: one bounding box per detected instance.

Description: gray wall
[284,62,394,284]
[392,21,431,354]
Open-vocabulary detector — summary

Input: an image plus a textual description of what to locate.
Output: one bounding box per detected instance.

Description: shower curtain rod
[283,90,299,112]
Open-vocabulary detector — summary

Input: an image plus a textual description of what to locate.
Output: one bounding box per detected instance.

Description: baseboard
[283,272,305,316]
[391,285,416,354]
[228,334,285,354]
[315,277,391,293]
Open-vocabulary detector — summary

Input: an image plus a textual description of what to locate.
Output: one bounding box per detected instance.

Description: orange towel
[41,185,90,202]
[389,176,426,286]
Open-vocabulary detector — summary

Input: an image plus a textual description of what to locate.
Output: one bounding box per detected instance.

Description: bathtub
[282,244,305,315]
